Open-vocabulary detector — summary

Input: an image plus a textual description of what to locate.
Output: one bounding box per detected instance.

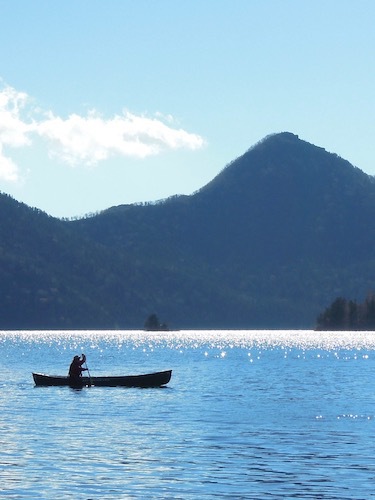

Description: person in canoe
[68,354,88,381]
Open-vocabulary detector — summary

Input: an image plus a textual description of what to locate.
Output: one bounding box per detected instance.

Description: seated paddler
[68,353,88,380]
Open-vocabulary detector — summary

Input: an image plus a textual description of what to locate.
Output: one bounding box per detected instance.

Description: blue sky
[0,0,374,218]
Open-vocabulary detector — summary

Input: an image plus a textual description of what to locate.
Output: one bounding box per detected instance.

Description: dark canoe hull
[32,370,172,388]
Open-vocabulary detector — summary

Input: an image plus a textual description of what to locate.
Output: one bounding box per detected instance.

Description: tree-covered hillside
[0,193,150,328]
[1,132,375,329]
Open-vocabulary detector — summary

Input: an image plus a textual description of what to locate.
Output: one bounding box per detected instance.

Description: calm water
[1,330,375,499]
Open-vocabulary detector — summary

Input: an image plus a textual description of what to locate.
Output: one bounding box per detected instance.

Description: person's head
[73,355,80,362]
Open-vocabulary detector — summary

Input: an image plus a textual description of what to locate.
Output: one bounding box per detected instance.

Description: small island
[144,313,169,331]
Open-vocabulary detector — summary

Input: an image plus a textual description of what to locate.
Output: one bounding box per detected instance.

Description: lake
[1,329,375,499]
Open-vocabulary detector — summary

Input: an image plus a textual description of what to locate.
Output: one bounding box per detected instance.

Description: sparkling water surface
[1,329,375,499]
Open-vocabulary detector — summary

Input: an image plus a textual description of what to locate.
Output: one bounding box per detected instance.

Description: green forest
[1,132,375,330]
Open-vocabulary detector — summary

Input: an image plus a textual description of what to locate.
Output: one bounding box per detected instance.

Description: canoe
[32,370,172,388]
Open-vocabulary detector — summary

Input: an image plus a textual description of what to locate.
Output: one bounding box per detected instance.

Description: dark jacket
[68,355,87,378]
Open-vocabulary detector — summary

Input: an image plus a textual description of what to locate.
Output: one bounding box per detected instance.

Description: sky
[0,0,374,219]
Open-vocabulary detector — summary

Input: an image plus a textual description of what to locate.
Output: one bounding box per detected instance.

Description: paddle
[83,354,92,387]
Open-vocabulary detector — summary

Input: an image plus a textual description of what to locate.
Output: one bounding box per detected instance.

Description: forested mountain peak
[195,131,370,201]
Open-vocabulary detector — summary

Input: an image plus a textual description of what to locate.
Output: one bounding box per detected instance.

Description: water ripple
[1,329,375,499]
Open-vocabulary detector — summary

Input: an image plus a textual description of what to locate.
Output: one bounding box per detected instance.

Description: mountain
[1,132,375,329]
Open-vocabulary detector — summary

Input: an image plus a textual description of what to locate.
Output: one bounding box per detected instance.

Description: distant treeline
[316,293,375,330]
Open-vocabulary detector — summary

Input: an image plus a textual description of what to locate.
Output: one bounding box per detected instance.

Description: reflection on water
[1,329,375,499]
[3,327,375,347]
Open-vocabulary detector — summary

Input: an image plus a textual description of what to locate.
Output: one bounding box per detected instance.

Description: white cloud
[0,86,32,181]
[0,84,205,180]
[36,111,205,165]
[0,145,20,182]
